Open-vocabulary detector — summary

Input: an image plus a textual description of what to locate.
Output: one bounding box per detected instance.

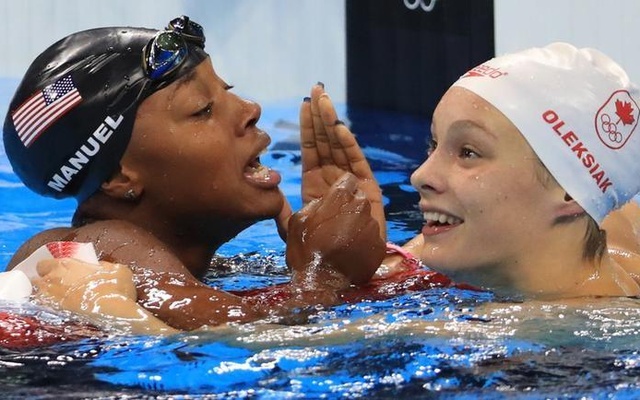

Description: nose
[410,150,446,194]
[239,97,261,134]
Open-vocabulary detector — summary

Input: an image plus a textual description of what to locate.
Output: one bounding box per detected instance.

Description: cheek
[489,186,550,238]
[463,170,539,218]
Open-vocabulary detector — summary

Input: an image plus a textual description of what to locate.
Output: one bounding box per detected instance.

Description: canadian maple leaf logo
[596,90,639,150]
[615,99,636,125]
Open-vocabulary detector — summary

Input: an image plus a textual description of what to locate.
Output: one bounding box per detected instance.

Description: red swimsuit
[235,243,479,305]
[0,311,101,350]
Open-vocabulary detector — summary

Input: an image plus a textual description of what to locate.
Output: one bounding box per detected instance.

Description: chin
[419,249,474,278]
[251,196,285,220]
[419,245,451,269]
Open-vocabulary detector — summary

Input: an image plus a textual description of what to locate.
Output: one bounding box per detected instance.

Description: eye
[459,146,480,159]
[192,102,212,118]
[427,139,437,156]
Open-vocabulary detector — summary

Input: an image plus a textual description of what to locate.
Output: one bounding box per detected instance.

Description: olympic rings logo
[600,113,624,143]
[403,0,437,12]
[595,90,639,150]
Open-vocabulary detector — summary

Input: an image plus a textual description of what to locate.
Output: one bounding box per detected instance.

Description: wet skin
[404,87,640,298]
[8,61,386,330]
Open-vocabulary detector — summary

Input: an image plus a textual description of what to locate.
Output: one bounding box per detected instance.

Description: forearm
[91,295,178,335]
[247,264,350,312]
[135,265,352,331]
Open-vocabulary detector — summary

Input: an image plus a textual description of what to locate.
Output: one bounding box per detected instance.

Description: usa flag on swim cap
[11,75,83,148]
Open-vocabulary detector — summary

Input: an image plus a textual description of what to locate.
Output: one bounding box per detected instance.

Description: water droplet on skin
[107,46,114,52]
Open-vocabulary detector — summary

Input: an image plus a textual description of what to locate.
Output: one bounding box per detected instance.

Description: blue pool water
[2,78,640,399]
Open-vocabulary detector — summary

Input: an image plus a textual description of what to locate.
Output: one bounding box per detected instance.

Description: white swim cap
[452,42,640,224]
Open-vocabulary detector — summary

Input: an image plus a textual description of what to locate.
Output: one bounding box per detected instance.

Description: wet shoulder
[72,220,185,273]
[6,227,75,269]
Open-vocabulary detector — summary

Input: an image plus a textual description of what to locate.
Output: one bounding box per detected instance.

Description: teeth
[423,211,462,225]
[251,164,271,179]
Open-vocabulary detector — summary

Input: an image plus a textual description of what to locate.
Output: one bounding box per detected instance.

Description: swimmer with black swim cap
[4,17,208,201]
[3,16,387,331]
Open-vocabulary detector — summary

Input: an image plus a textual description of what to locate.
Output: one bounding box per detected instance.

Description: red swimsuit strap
[385,242,422,270]
[0,311,101,350]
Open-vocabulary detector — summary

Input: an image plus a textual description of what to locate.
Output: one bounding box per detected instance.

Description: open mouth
[245,150,271,180]
[424,211,463,228]
[243,148,281,187]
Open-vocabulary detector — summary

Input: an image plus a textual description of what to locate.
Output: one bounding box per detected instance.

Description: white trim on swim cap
[453,42,640,224]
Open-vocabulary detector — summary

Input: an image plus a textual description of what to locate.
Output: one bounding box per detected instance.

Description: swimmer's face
[121,58,283,230]
[410,87,563,285]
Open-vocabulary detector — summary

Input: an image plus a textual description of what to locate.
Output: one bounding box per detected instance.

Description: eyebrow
[175,68,197,90]
[167,69,199,102]
[175,69,198,88]
[446,119,497,140]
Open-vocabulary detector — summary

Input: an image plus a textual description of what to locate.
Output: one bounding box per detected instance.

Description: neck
[75,194,254,279]
[504,220,638,299]
[151,216,253,278]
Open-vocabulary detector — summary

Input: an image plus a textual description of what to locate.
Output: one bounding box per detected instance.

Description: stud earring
[124,189,137,201]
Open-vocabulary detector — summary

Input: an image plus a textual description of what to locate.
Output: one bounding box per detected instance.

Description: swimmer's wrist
[291,264,351,292]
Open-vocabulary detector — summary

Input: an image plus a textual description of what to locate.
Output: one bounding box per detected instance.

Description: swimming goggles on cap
[142,15,206,80]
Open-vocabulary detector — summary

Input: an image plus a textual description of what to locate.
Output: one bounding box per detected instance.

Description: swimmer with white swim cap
[399,42,640,298]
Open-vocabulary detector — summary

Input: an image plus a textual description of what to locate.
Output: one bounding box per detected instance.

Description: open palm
[299,84,386,241]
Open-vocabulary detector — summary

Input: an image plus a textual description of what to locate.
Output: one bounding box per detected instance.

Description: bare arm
[134,173,384,330]
[31,174,383,331]
[33,258,178,335]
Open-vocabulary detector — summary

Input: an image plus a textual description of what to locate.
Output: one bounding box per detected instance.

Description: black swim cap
[3,16,208,201]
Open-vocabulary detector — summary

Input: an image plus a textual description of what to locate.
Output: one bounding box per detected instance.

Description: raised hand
[299,83,386,241]
[286,172,386,286]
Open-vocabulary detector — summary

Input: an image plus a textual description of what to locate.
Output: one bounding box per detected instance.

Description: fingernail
[303,97,311,102]
[316,81,325,88]
[335,119,345,126]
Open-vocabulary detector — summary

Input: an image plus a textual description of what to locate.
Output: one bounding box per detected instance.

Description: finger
[275,191,293,241]
[321,172,358,210]
[332,172,358,193]
[317,94,350,170]
[289,198,323,235]
[299,96,320,173]
[339,188,372,215]
[36,259,57,277]
[310,84,333,166]
[333,122,376,180]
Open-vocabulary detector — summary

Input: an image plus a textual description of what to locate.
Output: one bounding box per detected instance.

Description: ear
[554,191,586,219]
[100,165,144,200]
